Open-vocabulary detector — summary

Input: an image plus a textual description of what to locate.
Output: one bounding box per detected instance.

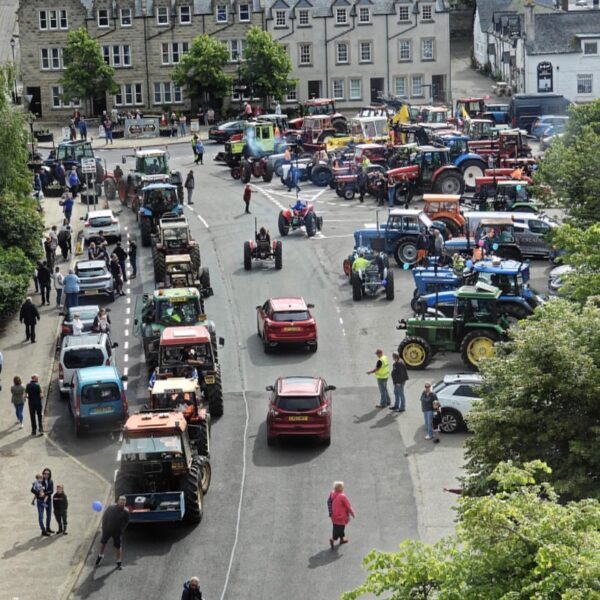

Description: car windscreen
[276,395,321,411]
[77,267,107,278]
[158,299,199,324]
[89,216,113,227]
[63,348,104,369]
[81,383,120,404]
[271,310,309,322]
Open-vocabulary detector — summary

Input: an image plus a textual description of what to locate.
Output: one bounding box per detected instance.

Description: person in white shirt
[53,267,64,309]
[72,314,84,336]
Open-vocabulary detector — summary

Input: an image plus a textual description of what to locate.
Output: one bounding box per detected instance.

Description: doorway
[26,86,42,118]
[370,77,384,103]
[432,75,446,102]
[308,80,322,99]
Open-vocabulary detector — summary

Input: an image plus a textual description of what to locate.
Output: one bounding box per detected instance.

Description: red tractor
[467,130,532,165]
[289,98,347,133]
[243,219,283,270]
[278,200,323,238]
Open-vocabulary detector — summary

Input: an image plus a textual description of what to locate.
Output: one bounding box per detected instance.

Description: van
[508,94,570,133]
[59,333,118,395]
[68,366,128,436]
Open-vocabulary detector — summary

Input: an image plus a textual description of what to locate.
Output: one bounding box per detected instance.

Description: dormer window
[216,5,228,23]
[398,6,410,22]
[336,8,348,25]
[298,8,310,25]
[156,6,169,25]
[583,41,598,55]
[98,8,110,27]
[275,9,287,27]
[358,7,371,23]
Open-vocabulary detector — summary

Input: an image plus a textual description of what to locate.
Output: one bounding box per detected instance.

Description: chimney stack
[524,0,535,42]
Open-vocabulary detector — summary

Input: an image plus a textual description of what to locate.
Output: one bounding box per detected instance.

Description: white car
[548,264,574,295]
[432,374,482,433]
[82,209,121,241]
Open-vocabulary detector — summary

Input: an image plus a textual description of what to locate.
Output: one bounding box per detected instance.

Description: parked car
[548,263,574,295]
[530,115,569,141]
[68,365,128,436]
[58,333,118,396]
[60,304,107,338]
[208,120,245,143]
[508,94,569,132]
[265,376,336,446]
[82,209,121,242]
[75,260,115,301]
[432,373,482,433]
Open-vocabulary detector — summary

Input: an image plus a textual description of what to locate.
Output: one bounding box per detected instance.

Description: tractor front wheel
[385,270,395,301]
[263,164,274,182]
[398,336,431,369]
[499,303,530,327]
[460,330,498,370]
[205,373,224,417]
[244,241,252,270]
[104,179,116,200]
[278,212,289,236]
[196,455,211,495]
[305,212,317,237]
[140,218,152,247]
[436,217,462,237]
[274,241,283,269]
[394,237,418,266]
[183,462,204,524]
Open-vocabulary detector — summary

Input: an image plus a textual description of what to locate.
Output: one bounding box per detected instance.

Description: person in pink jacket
[327,481,355,548]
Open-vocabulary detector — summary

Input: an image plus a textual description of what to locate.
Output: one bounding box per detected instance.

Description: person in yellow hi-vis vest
[366,349,391,408]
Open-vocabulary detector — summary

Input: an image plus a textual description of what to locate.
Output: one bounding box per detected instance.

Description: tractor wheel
[114,471,138,501]
[153,251,166,284]
[241,162,252,184]
[244,241,252,270]
[104,179,116,200]
[274,241,283,269]
[432,171,465,195]
[252,161,263,179]
[189,245,201,272]
[230,165,241,180]
[210,330,218,361]
[305,212,317,237]
[460,159,486,192]
[183,461,204,524]
[394,237,418,266]
[332,119,347,134]
[329,177,337,189]
[343,257,352,279]
[311,166,333,187]
[335,187,344,198]
[197,456,211,495]
[274,160,285,177]
[352,272,363,301]
[460,329,498,370]
[436,217,461,237]
[118,180,128,206]
[410,295,421,313]
[278,212,289,236]
[343,186,355,200]
[195,418,210,458]
[499,302,530,326]
[385,270,395,301]
[439,408,464,434]
[140,218,152,247]
[398,336,431,369]
[205,373,224,417]
[263,164,274,183]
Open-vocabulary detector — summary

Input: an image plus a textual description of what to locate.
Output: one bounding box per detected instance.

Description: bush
[0,246,34,319]
[0,192,44,262]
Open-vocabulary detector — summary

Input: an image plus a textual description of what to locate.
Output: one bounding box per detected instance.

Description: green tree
[172,34,231,104]
[463,299,600,501]
[0,246,35,319]
[0,192,44,262]
[60,28,118,115]
[241,27,295,105]
[343,461,600,600]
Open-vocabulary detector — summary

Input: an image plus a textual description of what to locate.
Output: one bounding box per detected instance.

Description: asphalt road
[45,140,554,600]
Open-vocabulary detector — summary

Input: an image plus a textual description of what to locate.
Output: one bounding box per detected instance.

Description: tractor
[422,194,465,237]
[244,219,282,270]
[158,254,213,301]
[138,184,183,247]
[151,213,201,276]
[114,411,210,524]
[288,98,347,133]
[433,133,488,191]
[397,283,508,370]
[156,326,224,417]
[467,129,533,165]
[278,201,323,238]
[473,180,538,213]
[345,247,394,302]
[300,115,345,152]
[454,97,486,120]
[118,148,183,209]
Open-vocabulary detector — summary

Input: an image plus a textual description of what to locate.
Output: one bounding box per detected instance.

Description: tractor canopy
[135,149,169,175]
[141,183,180,215]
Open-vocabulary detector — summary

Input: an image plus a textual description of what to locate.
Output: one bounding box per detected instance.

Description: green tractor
[138,183,183,247]
[397,283,508,370]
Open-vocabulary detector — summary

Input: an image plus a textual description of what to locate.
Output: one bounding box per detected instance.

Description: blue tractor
[436,133,487,192]
[139,183,183,247]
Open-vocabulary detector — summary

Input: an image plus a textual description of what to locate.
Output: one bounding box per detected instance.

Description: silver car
[432,374,482,433]
[548,264,574,295]
[75,260,115,301]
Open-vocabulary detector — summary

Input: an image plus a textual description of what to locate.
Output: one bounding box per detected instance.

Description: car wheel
[439,408,463,433]
[322,436,331,447]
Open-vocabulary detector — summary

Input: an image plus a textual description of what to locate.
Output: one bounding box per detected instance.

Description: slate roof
[528,10,600,54]
[264,0,447,16]
[475,0,556,33]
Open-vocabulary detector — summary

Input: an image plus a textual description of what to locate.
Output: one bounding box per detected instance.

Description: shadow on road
[307,546,344,569]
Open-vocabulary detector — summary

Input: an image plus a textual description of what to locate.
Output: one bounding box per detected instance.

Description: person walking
[191,134,198,161]
[181,576,204,600]
[53,484,69,534]
[128,240,137,278]
[78,118,88,141]
[55,160,66,193]
[390,353,409,412]
[194,139,204,165]
[25,374,43,435]
[327,481,355,548]
[243,184,251,214]
[180,114,187,137]
[184,170,195,205]
[420,382,438,441]
[43,237,55,271]
[57,221,72,260]
[37,261,51,306]
[366,349,391,408]
[95,496,130,570]
[61,193,74,223]
[53,267,64,308]
[20,297,40,343]
[11,376,26,428]
[68,167,80,199]
[110,254,126,296]
[207,107,215,126]
[113,241,128,283]
[41,468,54,533]
[63,268,80,310]
[104,118,114,144]
[357,169,367,203]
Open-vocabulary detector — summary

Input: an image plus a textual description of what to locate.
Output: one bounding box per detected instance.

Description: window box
[111,128,124,139]
[34,130,54,143]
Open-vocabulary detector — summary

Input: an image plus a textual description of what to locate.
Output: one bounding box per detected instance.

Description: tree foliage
[60,28,118,114]
[343,461,600,600]
[463,299,600,501]
[241,27,295,103]
[172,34,231,101]
[0,192,44,262]
[0,246,35,320]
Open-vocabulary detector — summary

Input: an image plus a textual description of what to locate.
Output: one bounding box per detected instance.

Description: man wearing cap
[366,349,391,408]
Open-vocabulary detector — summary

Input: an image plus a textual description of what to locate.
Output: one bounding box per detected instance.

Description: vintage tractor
[467,129,532,165]
[158,254,213,301]
[118,148,183,209]
[156,326,224,417]
[347,248,394,302]
[288,98,347,133]
[138,184,183,247]
[278,201,323,238]
[474,180,538,213]
[397,283,508,370]
[422,194,465,236]
[151,213,201,276]
[114,411,211,524]
[472,171,533,202]
[244,219,282,270]
[454,97,486,120]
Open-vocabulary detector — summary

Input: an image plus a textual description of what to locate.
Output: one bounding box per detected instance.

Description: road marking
[196,213,210,229]
[310,233,354,240]
[126,307,130,315]
[124,226,128,231]
[339,317,344,325]
[125,318,130,326]
[124,341,129,350]
[123,367,128,376]
[124,353,129,363]
[126,296,131,304]
[124,329,129,337]
[310,187,328,202]
[342,328,346,336]
[324,219,372,223]
[253,186,285,211]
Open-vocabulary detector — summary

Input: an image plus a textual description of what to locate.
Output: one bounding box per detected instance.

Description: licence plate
[204,375,215,384]
[288,415,308,422]
[283,327,301,332]
[84,290,98,295]
[92,406,113,414]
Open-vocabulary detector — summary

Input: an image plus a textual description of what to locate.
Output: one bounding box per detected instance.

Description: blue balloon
[403,263,411,270]
[516,185,522,192]
[492,243,499,251]
[92,500,103,512]
[466,259,474,269]
[382,280,387,286]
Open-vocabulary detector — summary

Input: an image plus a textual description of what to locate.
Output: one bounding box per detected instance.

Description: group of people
[68,110,88,141]
[31,468,68,536]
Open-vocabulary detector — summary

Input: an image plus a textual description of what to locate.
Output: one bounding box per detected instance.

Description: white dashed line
[196,213,210,229]
[126,307,130,315]
[126,297,131,304]
[124,353,129,363]
[124,329,129,337]
[123,367,128,376]
[339,317,344,325]
[125,318,130,326]
[124,341,129,350]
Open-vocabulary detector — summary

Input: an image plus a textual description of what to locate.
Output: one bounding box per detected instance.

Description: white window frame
[114,83,143,107]
[286,86,298,102]
[41,49,50,70]
[583,41,598,56]
[422,4,433,21]
[59,9,68,29]
[395,76,407,97]
[336,42,349,64]
[298,9,310,26]
[51,85,80,109]
[120,8,132,27]
[421,38,435,61]
[97,8,110,28]
[299,43,312,66]
[359,41,372,63]
[239,3,250,22]
[103,45,131,68]
[411,74,424,98]
[358,7,371,24]
[399,39,412,61]
[229,39,247,62]
[332,79,345,100]
[156,6,169,26]
[179,5,192,24]
[161,42,189,65]
[577,73,593,94]
[112,45,122,67]
[349,78,362,100]
[275,10,287,27]
[398,6,410,22]
[40,9,68,30]
[335,8,348,25]
[216,4,228,22]
[39,10,48,29]
[153,82,183,105]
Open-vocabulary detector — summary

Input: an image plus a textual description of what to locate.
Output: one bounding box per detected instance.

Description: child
[432,399,442,444]
[53,484,69,534]
[31,474,44,505]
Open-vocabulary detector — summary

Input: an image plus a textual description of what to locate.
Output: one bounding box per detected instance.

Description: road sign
[81,158,97,174]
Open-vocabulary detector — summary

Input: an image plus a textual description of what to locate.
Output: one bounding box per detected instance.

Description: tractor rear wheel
[311,166,333,187]
[118,180,128,206]
[195,418,210,458]
[433,171,465,195]
[189,245,201,272]
[205,373,224,417]
[114,471,138,501]
[394,237,418,266]
[352,272,363,301]
[104,179,116,200]
[140,218,152,247]
[436,217,462,237]
[244,241,252,270]
[241,162,252,184]
[274,241,283,269]
[398,336,431,369]
[460,159,486,191]
[153,250,166,283]
[194,455,211,495]
[183,461,204,524]
[385,270,395,301]
[305,212,317,237]
[460,329,498,370]
[231,165,241,180]
[263,164,274,182]
[278,212,289,236]
[343,186,355,200]
[332,119,347,134]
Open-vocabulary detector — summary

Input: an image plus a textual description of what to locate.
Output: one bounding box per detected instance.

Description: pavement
[0,192,110,600]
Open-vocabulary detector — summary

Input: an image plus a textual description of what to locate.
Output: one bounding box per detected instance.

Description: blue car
[530,116,569,141]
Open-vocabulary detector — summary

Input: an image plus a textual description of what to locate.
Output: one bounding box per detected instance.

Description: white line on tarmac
[124,226,128,231]
[126,307,130,315]
[196,213,210,229]
[124,341,129,350]
[124,353,129,362]
[339,317,344,325]
[123,367,128,376]
[125,318,130,326]
[310,187,328,202]
[124,329,129,337]
[310,233,354,239]
[126,296,131,304]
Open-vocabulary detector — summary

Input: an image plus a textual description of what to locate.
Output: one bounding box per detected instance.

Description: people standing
[128,240,137,278]
[20,297,40,343]
[95,496,130,570]
[113,241,128,283]
[53,267,64,308]
[61,193,74,223]
[416,228,430,267]
[243,184,251,214]
[432,228,444,264]
[43,237,55,270]
[92,308,111,333]
[194,139,204,165]
[110,254,126,296]
[32,474,49,536]
[170,112,178,137]
[68,167,80,199]
[37,261,51,306]
[179,114,187,136]
[390,353,409,412]
[41,468,54,533]
[191,134,198,161]
[243,102,253,120]
[11,376,26,428]
[63,268,80,310]
[357,169,367,203]
[327,481,355,548]
[274,101,282,115]
[104,118,114,145]
[207,107,215,125]
[25,374,43,435]
[184,170,195,205]
[366,349,391,408]
[78,118,88,141]
[72,313,84,336]
[53,484,69,534]
[420,382,438,441]
[55,160,66,193]
[181,576,204,600]
[58,221,72,260]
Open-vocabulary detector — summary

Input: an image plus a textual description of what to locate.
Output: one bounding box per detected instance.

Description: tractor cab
[302,115,337,145]
[420,106,451,124]
[474,259,529,296]
[438,134,469,162]
[493,180,536,212]
[141,184,180,215]
[453,283,501,325]
[349,117,389,140]
[135,149,169,175]
[56,140,94,163]
[163,255,196,288]
[138,288,204,329]
[464,119,494,140]
[157,214,192,250]
[149,378,205,422]
[302,98,337,117]
[455,97,485,119]
[422,194,464,236]
[410,146,451,183]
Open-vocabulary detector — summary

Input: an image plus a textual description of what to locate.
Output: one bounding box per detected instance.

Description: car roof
[76,260,107,269]
[124,411,187,432]
[151,378,197,394]
[269,297,308,312]
[277,376,322,396]
[439,373,482,386]
[63,333,107,348]
[66,304,100,317]
[86,209,114,217]
[160,325,210,345]
[76,365,120,382]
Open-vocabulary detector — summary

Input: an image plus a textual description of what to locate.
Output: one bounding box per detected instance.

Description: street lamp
[10,37,17,103]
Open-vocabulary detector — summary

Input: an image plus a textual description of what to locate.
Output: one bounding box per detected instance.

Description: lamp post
[10,37,17,103]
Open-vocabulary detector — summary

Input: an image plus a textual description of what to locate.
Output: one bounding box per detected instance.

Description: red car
[266,376,335,446]
[256,297,318,353]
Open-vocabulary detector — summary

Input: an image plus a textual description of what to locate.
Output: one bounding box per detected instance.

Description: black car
[208,120,245,143]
